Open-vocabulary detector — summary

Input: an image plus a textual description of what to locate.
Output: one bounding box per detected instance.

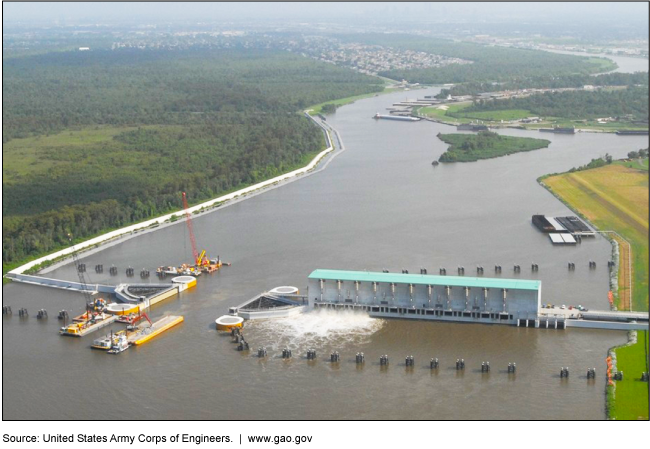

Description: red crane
[182,192,199,265]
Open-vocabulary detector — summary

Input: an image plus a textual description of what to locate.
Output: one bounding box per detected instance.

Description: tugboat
[107,333,130,354]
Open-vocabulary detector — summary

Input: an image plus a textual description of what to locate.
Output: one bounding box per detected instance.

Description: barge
[539,127,575,134]
[60,314,118,337]
[372,113,420,122]
[457,123,488,131]
[128,315,184,346]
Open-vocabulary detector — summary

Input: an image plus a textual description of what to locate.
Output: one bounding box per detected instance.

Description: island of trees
[437,131,551,162]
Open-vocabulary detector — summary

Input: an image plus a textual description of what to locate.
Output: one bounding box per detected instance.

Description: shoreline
[5,113,342,278]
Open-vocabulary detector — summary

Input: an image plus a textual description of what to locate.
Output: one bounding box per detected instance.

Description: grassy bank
[608,331,649,420]
[542,161,649,420]
[543,163,648,311]
[437,131,550,162]
[417,94,648,133]
[307,82,401,116]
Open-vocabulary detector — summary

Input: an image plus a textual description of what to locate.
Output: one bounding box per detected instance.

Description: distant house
[583,85,595,90]
[78,47,90,51]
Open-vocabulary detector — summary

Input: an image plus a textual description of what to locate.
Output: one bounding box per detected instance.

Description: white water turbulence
[244,309,385,352]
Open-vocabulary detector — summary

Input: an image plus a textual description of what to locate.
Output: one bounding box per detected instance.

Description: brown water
[3,87,647,420]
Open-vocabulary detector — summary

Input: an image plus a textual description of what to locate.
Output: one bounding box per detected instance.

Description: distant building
[78,47,90,51]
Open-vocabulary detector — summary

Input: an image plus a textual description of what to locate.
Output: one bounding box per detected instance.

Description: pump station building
[308,269,541,327]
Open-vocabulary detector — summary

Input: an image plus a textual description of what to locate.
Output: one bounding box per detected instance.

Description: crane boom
[182,192,199,264]
[68,234,92,308]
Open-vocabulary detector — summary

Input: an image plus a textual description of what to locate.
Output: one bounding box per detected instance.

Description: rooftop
[309,269,541,291]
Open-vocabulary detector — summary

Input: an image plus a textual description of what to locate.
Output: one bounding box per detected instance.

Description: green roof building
[308,269,542,327]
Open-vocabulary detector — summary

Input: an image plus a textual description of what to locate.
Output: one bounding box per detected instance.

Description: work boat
[163,266,180,275]
[91,334,114,350]
[107,333,130,354]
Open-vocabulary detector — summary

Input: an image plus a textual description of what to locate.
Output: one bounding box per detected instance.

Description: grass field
[543,161,649,420]
[616,157,650,171]
[2,125,162,183]
[307,86,390,116]
[417,103,473,124]
[544,164,648,311]
[454,109,533,122]
[608,331,650,420]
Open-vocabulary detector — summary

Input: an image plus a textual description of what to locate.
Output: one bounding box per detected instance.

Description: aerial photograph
[2,1,648,435]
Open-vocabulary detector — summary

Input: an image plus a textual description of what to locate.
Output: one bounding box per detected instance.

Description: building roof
[309,269,541,291]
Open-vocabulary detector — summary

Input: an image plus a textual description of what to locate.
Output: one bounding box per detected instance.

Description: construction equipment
[180,192,226,273]
[60,234,109,336]
[182,192,199,265]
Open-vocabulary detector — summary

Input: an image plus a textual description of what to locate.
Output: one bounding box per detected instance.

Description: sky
[3,2,648,28]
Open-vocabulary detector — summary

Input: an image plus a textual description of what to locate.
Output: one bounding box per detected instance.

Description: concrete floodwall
[566,320,648,331]
[6,273,113,294]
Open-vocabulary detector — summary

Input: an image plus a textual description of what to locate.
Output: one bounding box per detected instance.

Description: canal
[3,87,647,419]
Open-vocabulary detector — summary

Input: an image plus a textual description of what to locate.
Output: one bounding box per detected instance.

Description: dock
[128,315,184,345]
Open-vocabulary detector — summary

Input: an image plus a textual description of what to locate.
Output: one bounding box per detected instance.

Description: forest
[2,48,383,268]
[437,131,550,162]
[461,86,649,121]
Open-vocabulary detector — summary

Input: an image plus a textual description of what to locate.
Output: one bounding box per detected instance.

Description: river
[3,87,647,420]
[543,48,649,74]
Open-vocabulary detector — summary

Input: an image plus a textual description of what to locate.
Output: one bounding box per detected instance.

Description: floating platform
[215,315,244,331]
[128,315,184,346]
[549,233,577,245]
[60,315,119,337]
[106,303,140,315]
[533,214,593,239]
[555,216,594,236]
